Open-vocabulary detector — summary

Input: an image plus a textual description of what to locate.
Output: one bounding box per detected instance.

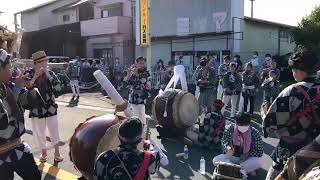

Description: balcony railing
[80,16,132,36]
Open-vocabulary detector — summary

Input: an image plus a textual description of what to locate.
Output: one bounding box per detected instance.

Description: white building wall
[21,11,40,32]
[21,0,79,32]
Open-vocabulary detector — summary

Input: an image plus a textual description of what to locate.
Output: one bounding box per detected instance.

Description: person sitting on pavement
[212,113,263,179]
[94,117,169,180]
[186,99,225,150]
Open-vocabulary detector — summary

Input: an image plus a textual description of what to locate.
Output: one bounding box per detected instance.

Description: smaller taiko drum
[213,162,243,180]
[152,89,200,129]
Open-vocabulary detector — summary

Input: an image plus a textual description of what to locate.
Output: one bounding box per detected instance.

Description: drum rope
[163,97,168,117]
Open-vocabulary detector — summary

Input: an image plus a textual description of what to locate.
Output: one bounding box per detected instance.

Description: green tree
[291,5,320,50]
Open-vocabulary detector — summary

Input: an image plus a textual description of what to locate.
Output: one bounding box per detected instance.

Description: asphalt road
[14,92,277,180]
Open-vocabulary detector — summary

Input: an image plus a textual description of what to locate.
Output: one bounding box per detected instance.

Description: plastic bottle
[200,156,206,175]
[183,145,189,159]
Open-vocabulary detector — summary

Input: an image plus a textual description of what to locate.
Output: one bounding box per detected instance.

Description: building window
[280,30,289,42]
[101,4,123,18]
[101,9,109,18]
[280,30,288,38]
[63,14,70,22]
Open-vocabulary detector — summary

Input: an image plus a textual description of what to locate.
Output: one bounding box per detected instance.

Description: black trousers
[0,152,41,180]
[243,95,255,115]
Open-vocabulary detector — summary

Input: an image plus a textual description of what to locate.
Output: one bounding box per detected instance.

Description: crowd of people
[1,46,320,180]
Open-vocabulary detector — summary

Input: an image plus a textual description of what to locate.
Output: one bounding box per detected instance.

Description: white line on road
[56,101,115,113]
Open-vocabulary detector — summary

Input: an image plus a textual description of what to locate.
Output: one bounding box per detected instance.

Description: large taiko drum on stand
[69,114,144,180]
[152,89,200,129]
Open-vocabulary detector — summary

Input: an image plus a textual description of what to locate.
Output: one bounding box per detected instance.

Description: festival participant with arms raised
[124,57,151,125]
[0,49,41,179]
[25,51,63,163]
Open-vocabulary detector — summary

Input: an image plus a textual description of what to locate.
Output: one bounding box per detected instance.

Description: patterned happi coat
[198,111,225,149]
[126,69,152,105]
[24,69,62,118]
[263,77,320,164]
[0,82,34,167]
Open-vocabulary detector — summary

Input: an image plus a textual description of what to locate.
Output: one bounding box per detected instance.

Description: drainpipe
[278,28,281,55]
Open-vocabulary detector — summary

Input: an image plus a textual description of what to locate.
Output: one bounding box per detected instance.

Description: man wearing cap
[221,62,242,118]
[25,50,63,162]
[263,47,320,179]
[94,117,169,180]
[196,57,217,111]
[0,49,41,179]
[186,99,225,149]
[212,113,263,179]
[217,55,231,100]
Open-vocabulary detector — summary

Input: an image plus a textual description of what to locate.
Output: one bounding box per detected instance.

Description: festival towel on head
[232,126,252,154]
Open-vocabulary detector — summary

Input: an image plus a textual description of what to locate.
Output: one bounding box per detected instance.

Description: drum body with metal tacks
[152,89,200,129]
[213,162,243,180]
[69,114,145,180]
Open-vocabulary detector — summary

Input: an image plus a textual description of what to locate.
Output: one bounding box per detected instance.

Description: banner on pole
[140,0,149,46]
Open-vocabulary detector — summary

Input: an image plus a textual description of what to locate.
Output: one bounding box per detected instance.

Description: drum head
[173,91,200,128]
[69,114,121,180]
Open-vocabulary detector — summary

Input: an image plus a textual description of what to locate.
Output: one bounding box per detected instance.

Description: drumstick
[93,70,133,117]
[143,118,151,150]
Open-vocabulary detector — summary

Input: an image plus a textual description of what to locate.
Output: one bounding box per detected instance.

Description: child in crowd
[261,70,281,104]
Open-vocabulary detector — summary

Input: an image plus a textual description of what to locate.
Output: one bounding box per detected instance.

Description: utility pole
[250,0,255,18]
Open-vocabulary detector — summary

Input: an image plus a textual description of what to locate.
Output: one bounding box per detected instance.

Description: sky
[0,0,319,31]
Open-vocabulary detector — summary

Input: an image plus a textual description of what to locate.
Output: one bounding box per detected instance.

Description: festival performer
[0,49,41,179]
[261,57,280,81]
[212,113,263,179]
[275,134,320,180]
[25,51,63,162]
[221,62,242,118]
[192,59,201,100]
[66,61,80,98]
[261,70,281,104]
[250,51,261,73]
[234,54,243,73]
[217,55,231,100]
[241,63,259,115]
[94,117,169,180]
[263,47,320,180]
[186,100,225,150]
[124,57,151,125]
[196,57,217,111]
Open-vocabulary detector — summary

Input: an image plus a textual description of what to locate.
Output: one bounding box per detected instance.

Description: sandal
[54,155,63,162]
[39,155,47,162]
